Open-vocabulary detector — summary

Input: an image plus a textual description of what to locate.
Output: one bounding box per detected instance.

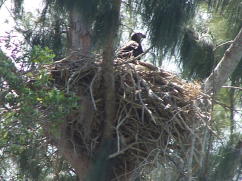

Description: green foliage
[19,48,77,127]
[30,46,55,64]
[212,87,235,135]
[212,105,231,134]
[209,0,242,35]
[15,8,68,59]
[0,47,79,179]
[0,52,25,96]
[208,14,232,43]
[208,134,242,181]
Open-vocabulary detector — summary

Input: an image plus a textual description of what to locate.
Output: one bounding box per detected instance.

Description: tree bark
[102,0,121,141]
[69,6,91,56]
[204,28,242,94]
[60,142,90,181]
[84,1,121,180]
[43,121,91,181]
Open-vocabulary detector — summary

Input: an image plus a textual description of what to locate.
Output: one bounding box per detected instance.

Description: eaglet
[117,32,146,61]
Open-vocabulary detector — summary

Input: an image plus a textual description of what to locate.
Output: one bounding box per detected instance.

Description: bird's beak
[142,34,146,38]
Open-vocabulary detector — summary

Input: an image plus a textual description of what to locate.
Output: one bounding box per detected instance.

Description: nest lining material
[46,53,210,179]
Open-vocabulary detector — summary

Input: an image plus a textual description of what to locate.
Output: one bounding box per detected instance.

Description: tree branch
[213,40,233,51]
[204,28,242,94]
[222,86,242,91]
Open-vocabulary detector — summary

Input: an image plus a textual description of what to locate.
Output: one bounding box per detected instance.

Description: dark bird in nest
[117,32,146,60]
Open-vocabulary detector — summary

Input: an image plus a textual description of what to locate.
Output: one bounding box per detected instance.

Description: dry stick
[127,68,146,122]
[137,78,156,124]
[116,117,123,153]
[65,62,92,93]
[188,122,196,181]
[214,100,242,114]
[177,113,203,146]
[120,148,161,181]
[200,125,208,163]
[112,49,209,177]
[132,74,144,122]
[116,48,166,122]
[138,77,166,108]
[222,85,242,91]
[66,71,80,93]
[132,71,166,123]
[213,40,233,51]
[193,147,204,166]
[89,67,101,110]
[108,142,140,159]
[112,156,151,181]
[116,112,130,152]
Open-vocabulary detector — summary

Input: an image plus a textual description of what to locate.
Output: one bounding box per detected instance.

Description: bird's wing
[117,41,140,58]
[120,41,139,51]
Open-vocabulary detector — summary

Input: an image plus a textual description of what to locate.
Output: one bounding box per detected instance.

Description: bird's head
[131,32,146,43]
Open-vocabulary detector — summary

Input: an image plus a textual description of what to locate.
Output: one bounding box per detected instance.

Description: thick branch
[204,28,242,94]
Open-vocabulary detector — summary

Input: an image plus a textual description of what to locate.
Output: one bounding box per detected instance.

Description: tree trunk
[60,143,90,181]
[69,6,91,56]
[102,0,121,142]
[204,27,242,94]
[85,1,121,181]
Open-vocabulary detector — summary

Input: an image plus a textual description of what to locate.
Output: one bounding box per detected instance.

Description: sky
[0,0,43,58]
[0,0,43,34]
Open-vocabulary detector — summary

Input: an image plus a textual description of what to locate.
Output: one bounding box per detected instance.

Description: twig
[89,67,101,110]
[188,122,196,181]
[177,113,203,146]
[66,71,80,93]
[116,112,130,152]
[137,78,156,124]
[138,77,166,108]
[109,142,140,159]
[213,40,233,51]
[222,85,242,91]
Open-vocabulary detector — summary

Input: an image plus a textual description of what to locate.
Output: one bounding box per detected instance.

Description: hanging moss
[208,135,242,181]
[139,0,197,53]
[180,28,215,79]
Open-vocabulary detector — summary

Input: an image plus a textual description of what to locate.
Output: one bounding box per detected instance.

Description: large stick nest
[46,52,210,179]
